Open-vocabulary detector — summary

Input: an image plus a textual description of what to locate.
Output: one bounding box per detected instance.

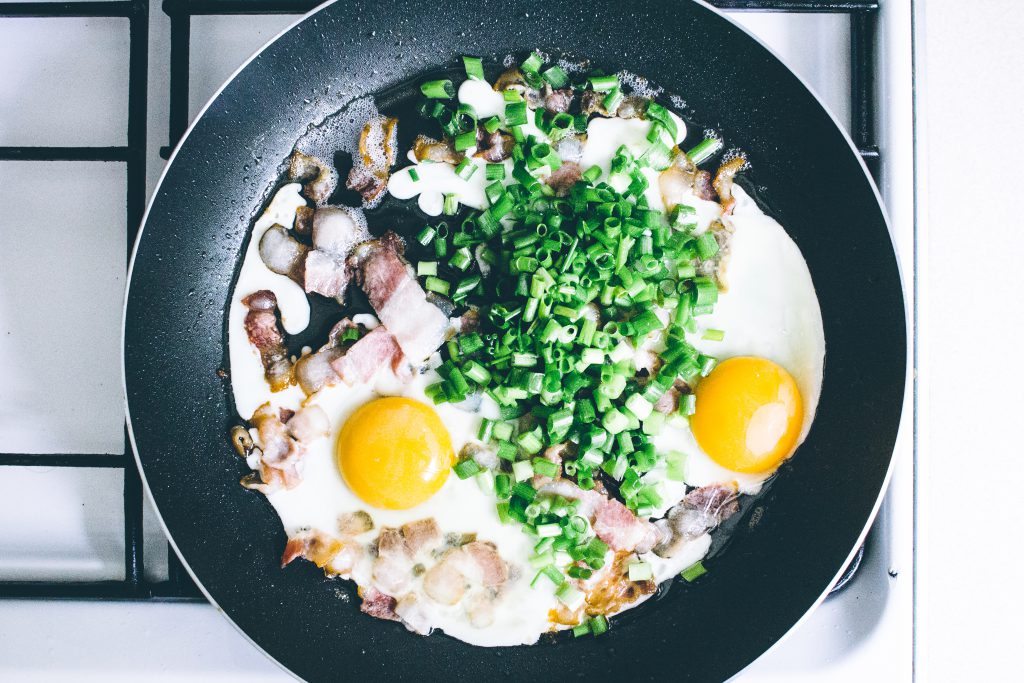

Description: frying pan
[123,0,906,680]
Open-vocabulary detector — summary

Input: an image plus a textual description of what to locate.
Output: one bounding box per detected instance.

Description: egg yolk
[690,356,804,474]
[337,397,453,510]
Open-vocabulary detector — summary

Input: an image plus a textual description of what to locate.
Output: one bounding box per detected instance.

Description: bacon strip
[360,586,400,621]
[293,318,357,395]
[328,326,408,385]
[540,480,660,553]
[241,290,292,391]
[349,233,449,363]
[258,225,308,284]
[654,483,739,558]
[303,207,369,302]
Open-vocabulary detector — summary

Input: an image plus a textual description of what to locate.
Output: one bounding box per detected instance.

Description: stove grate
[0,0,879,601]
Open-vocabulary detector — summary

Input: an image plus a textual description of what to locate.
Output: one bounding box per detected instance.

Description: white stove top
[0,2,915,680]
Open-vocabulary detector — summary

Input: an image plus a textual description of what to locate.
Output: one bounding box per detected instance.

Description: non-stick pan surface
[124,1,906,680]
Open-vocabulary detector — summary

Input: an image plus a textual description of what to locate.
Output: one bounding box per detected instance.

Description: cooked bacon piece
[544,161,582,196]
[653,379,691,415]
[660,150,719,210]
[422,557,467,606]
[616,96,647,119]
[593,497,660,553]
[293,205,314,236]
[303,250,348,300]
[373,527,414,594]
[693,169,717,202]
[287,150,336,204]
[285,404,329,443]
[302,207,369,302]
[584,552,656,617]
[713,155,747,214]
[493,67,544,108]
[281,530,342,569]
[462,541,508,587]
[654,483,739,558]
[401,518,443,554]
[413,134,461,164]
[349,234,449,363]
[258,225,308,284]
[241,290,292,391]
[476,129,514,163]
[329,326,407,385]
[337,510,374,537]
[539,480,659,553]
[347,116,398,204]
[293,318,356,395]
[544,88,574,113]
[359,586,400,621]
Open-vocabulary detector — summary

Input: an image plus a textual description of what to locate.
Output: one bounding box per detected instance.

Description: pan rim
[121,0,909,678]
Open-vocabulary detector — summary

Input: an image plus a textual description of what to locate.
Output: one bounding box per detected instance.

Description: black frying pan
[124,0,906,680]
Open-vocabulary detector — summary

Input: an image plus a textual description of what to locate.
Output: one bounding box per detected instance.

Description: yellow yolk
[337,397,454,509]
[690,356,804,474]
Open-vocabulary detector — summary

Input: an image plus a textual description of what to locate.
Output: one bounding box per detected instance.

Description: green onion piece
[454,130,477,152]
[582,165,602,183]
[463,55,485,80]
[687,137,722,165]
[628,561,653,581]
[541,65,569,88]
[417,260,437,277]
[486,163,506,181]
[409,168,420,182]
[521,51,543,74]
[449,246,473,271]
[695,231,720,260]
[453,458,482,480]
[531,457,559,478]
[680,561,707,582]
[416,226,436,245]
[420,79,455,99]
[496,501,512,523]
[424,276,450,295]
[505,101,528,126]
[589,74,619,92]
[702,328,725,341]
[455,274,481,297]
[454,157,478,180]
[536,522,561,538]
[497,440,518,461]
[572,622,591,638]
[512,459,534,482]
[603,86,623,113]
[555,581,585,609]
[589,615,609,636]
[442,193,459,215]
[477,418,495,442]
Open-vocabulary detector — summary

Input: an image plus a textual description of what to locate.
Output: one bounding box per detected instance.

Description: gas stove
[0,1,914,679]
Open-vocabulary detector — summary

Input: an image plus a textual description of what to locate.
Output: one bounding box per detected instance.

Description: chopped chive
[453,458,482,480]
[420,79,455,99]
[680,561,707,582]
[463,55,485,80]
[589,74,619,92]
[702,328,725,341]
[687,137,722,165]
[409,168,420,182]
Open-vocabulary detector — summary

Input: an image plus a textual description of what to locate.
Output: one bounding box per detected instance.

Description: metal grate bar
[0,1,140,18]
[2,0,879,603]
[0,147,134,162]
[0,454,127,467]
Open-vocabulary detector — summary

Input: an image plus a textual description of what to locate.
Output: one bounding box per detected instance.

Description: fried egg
[227,76,823,646]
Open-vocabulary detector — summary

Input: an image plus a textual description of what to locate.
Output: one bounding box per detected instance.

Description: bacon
[337,510,374,537]
[713,155,746,214]
[540,480,659,553]
[544,88,574,113]
[329,326,407,385]
[544,161,582,196]
[413,134,460,164]
[593,497,660,553]
[293,318,357,395]
[400,518,443,554]
[280,530,342,569]
[660,152,718,210]
[653,379,691,415]
[293,205,314,236]
[287,150,336,204]
[285,404,329,443]
[303,250,349,300]
[476,129,514,163]
[346,116,398,204]
[302,207,369,302]
[462,541,508,587]
[359,586,400,622]
[258,225,308,284]
[654,483,739,558]
[241,290,292,391]
[693,170,717,202]
[349,234,449,363]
